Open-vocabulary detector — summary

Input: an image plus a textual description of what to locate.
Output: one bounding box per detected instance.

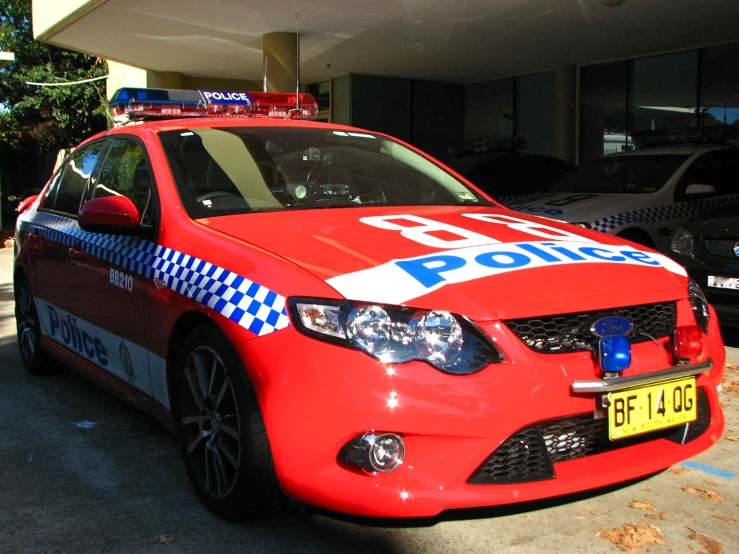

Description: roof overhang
[33,0,739,84]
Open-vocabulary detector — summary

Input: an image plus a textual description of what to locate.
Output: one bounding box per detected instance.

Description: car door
[33,141,108,346]
[70,136,159,396]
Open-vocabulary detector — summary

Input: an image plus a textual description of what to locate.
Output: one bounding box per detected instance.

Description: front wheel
[15,275,61,375]
[175,322,284,519]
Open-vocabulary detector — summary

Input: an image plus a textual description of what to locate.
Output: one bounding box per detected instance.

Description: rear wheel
[175,322,284,519]
[15,275,61,375]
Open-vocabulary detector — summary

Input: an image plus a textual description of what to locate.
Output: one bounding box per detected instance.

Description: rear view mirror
[78,196,152,237]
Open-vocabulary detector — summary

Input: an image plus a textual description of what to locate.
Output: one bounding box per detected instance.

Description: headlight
[688,278,709,333]
[671,228,694,256]
[288,298,504,374]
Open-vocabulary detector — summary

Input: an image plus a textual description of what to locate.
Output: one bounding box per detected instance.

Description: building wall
[106,61,261,99]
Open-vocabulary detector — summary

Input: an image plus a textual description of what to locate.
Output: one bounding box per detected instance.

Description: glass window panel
[464,78,514,141]
[94,139,153,224]
[516,72,554,157]
[700,43,739,129]
[630,51,698,133]
[54,142,105,215]
[579,61,629,163]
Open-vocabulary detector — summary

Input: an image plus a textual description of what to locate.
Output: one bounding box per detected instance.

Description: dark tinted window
[676,150,739,198]
[549,154,687,194]
[93,139,155,225]
[53,142,105,215]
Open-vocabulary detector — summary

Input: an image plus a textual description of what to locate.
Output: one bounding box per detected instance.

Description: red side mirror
[16,194,39,214]
[78,196,142,233]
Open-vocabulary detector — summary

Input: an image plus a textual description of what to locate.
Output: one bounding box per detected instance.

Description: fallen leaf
[682,486,722,502]
[712,515,739,525]
[725,436,739,441]
[597,523,664,552]
[629,500,655,511]
[640,488,653,493]
[629,499,666,520]
[725,363,739,370]
[687,529,723,554]
[703,480,719,487]
[721,379,738,395]
[156,535,176,545]
[572,514,586,519]
[671,466,690,475]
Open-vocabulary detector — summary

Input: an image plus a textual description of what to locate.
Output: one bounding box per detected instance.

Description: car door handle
[68,247,86,260]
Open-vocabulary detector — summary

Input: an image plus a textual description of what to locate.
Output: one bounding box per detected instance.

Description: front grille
[704,239,739,259]
[503,302,676,354]
[714,303,739,313]
[468,388,710,485]
[467,426,555,484]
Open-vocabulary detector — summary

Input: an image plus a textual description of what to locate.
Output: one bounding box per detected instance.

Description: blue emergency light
[109,87,318,120]
[599,335,631,372]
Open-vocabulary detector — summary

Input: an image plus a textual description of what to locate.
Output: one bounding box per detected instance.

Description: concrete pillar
[263,32,298,93]
[553,65,577,163]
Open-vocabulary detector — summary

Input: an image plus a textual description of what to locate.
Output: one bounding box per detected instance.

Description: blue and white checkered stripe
[18,211,291,337]
[590,194,739,233]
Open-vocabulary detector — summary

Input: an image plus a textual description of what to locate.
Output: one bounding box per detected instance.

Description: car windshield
[159,126,491,218]
[547,154,688,194]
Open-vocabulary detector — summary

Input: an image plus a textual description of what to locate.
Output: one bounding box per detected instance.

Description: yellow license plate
[608,377,697,440]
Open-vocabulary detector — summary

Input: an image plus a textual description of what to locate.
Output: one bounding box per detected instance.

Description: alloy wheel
[180,345,241,499]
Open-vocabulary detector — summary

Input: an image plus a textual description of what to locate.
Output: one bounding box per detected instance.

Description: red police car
[14,88,726,519]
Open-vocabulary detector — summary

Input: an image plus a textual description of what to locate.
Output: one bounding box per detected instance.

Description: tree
[0,0,108,152]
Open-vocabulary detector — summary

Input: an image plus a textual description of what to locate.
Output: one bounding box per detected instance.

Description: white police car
[505,131,739,253]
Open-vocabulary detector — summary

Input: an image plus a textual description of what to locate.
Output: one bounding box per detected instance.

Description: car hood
[502,192,649,224]
[682,204,739,238]
[197,205,687,320]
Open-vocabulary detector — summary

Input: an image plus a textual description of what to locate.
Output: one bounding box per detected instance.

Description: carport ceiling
[41,0,739,84]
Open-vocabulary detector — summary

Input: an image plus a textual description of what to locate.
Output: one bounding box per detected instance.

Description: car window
[92,138,155,225]
[40,171,62,210]
[548,154,687,194]
[48,142,106,215]
[676,150,739,199]
[159,127,491,219]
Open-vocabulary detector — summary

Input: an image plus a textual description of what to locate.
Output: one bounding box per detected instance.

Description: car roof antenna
[295,9,301,114]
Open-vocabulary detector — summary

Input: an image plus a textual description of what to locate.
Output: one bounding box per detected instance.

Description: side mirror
[685,184,716,196]
[16,194,39,214]
[78,196,152,237]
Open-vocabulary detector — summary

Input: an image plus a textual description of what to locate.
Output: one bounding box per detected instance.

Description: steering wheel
[195,190,238,203]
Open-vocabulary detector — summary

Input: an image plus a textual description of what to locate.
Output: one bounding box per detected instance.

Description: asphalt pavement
[0,246,737,554]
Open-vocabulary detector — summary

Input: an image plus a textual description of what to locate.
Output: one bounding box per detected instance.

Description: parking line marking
[679,460,736,478]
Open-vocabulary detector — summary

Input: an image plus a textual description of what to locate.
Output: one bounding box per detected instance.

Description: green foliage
[0,0,109,152]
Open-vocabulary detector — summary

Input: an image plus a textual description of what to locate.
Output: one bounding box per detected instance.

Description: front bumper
[237,302,725,518]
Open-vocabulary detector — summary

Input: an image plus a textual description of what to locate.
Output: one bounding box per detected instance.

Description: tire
[174,322,284,519]
[14,275,61,375]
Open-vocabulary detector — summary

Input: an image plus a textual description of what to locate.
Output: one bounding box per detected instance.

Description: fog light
[674,325,702,360]
[339,432,405,473]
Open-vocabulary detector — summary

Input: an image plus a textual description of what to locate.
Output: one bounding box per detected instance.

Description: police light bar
[448,136,527,157]
[109,88,319,120]
[632,124,738,149]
